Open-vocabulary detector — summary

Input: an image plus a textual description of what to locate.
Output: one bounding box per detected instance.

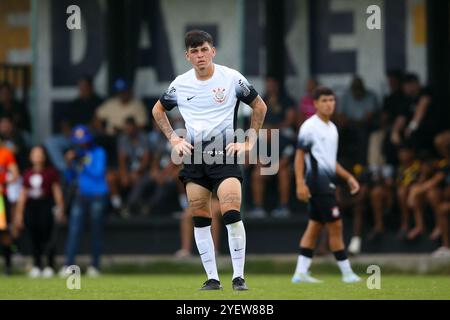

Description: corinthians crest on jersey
[212,87,226,103]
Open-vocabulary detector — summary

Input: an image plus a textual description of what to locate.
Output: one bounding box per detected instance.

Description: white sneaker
[348,237,361,255]
[291,272,323,283]
[41,267,55,278]
[174,249,191,259]
[431,246,450,258]
[271,207,291,218]
[86,266,100,277]
[28,266,41,278]
[342,272,362,283]
[246,208,267,219]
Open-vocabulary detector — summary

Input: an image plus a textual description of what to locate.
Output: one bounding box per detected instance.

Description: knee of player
[190,209,211,218]
[220,203,241,214]
[222,210,242,226]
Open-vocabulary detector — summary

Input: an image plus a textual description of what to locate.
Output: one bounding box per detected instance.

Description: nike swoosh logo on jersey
[234,248,244,252]
[187,96,196,101]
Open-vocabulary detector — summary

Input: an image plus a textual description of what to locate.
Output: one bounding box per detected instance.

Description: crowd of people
[0,69,449,277]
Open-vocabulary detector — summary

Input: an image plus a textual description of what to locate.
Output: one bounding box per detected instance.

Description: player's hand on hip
[170,136,193,156]
[225,142,250,156]
[296,182,311,202]
[347,176,360,195]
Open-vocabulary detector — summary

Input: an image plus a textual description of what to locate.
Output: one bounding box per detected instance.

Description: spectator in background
[434,131,450,158]
[406,135,450,241]
[248,76,296,218]
[363,71,399,240]
[368,164,395,240]
[390,74,432,151]
[336,75,378,165]
[433,152,450,257]
[297,78,318,127]
[342,164,370,255]
[45,75,103,172]
[67,75,103,128]
[382,70,405,123]
[0,116,29,224]
[396,142,422,239]
[12,146,65,278]
[0,116,29,171]
[60,125,108,277]
[94,78,148,136]
[367,122,395,240]
[0,141,20,275]
[94,78,148,210]
[108,117,150,216]
[0,82,31,133]
[126,118,179,215]
[380,70,404,165]
[431,131,450,256]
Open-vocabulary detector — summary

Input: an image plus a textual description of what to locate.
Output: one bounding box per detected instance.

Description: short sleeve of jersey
[159,79,178,111]
[297,124,313,152]
[233,71,258,105]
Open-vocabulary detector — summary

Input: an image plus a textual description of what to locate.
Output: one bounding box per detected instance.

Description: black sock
[299,247,314,258]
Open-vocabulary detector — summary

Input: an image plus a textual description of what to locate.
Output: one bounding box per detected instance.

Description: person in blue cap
[59,125,108,277]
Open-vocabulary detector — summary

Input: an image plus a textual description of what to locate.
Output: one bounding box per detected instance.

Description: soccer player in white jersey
[292,86,361,283]
[152,30,267,290]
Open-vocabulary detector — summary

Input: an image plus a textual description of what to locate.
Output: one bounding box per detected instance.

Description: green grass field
[1,274,449,299]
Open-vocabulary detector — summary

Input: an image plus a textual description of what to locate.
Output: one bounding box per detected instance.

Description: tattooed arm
[225,95,267,156]
[152,101,193,156]
[247,95,267,148]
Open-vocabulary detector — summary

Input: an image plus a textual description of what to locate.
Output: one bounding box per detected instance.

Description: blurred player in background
[292,87,361,283]
[152,30,267,290]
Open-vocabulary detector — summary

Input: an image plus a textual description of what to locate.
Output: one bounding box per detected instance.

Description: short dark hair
[124,116,137,126]
[403,73,419,83]
[387,69,403,80]
[312,86,335,100]
[185,30,214,50]
[398,139,415,151]
[79,74,93,86]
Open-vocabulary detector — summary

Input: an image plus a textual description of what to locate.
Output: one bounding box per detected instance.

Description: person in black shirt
[390,73,432,151]
[248,76,297,218]
[0,82,31,133]
[66,75,103,128]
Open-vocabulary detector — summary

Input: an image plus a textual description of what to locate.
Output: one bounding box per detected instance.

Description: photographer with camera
[59,125,108,277]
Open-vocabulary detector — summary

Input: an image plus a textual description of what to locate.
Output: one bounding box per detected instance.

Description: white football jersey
[297,114,339,195]
[160,64,258,145]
